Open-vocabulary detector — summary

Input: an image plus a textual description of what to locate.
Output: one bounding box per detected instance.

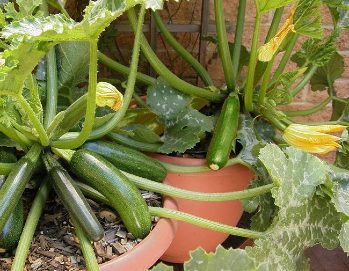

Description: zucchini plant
[0,0,349,271]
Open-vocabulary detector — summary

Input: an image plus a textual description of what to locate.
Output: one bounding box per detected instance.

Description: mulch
[0,189,161,271]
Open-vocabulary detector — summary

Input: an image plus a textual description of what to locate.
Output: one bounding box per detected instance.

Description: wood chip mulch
[0,189,161,271]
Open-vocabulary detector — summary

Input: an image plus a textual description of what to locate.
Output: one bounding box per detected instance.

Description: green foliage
[292,35,337,67]
[294,0,323,39]
[4,0,43,20]
[254,0,296,13]
[147,78,214,153]
[268,68,307,105]
[309,51,344,92]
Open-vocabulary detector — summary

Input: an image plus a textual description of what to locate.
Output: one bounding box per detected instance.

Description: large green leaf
[4,0,43,20]
[294,0,323,39]
[246,195,341,271]
[291,35,337,67]
[259,144,329,212]
[340,222,349,255]
[184,247,254,271]
[56,41,90,103]
[338,0,349,29]
[254,0,296,13]
[309,51,344,92]
[147,78,213,154]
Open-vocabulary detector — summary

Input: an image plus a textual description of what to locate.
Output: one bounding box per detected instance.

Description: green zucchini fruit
[70,149,152,239]
[206,93,240,170]
[0,198,24,250]
[107,132,162,153]
[0,146,24,250]
[83,141,167,182]
[0,144,42,231]
[43,153,104,241]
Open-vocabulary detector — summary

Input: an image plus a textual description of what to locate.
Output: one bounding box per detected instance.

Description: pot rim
[95,198,178,271]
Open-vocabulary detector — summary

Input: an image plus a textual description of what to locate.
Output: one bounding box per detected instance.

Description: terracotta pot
[152,154,254,263]
[96,199,178,271]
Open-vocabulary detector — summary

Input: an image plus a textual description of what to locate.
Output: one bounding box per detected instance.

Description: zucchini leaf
[268,68,307,105]
[291,34,337,67]
[294,0,323,39]
[2,0,166,42]
[4,0,43,20]
[338,0,349,28]
[309,51,344,92]
[147,77,214,154]
[254,0,296,13]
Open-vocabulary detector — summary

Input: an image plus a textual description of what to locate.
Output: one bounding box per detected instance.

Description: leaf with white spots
[184,246,254,271]
[247,195,341,271]
[147,77,214,154]
[340,222,349,255]
[259,144,329,213]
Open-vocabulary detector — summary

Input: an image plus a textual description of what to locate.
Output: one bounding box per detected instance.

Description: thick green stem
[0,125,30,150]
[0,162,14,175]
[51,39,99,149]
[11,180,51,271]
[271,33,299,84]
[98,52,156,86]
[17,95,49,146]
[149,207,262,239]
[124,171,274,202]
[265,8,284,42]
[153,11,213,87]
[44,48,59,129]
[254,8,283,85]
[127,8,224,102]
[71,218,100,271]
[285,96,332,117]
[291,65,318,97]
[232,0,247,79]
[258,57,275,105]
[244,12,262,112]
[87,5,147,140]
[214,0,235,90]
[160,157,248,173]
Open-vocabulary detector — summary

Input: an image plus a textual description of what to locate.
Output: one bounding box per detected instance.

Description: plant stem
[127,8,224,102]
[214,0,235,90]
[51,39,99,149]
[159,157,246,173]
[11,180,51,271]
[232,0,247,79]
[0,162,14,175]
[258,57,275,105]
[87,5,147,140]
[271,33,299,84]
[98,52,156,86]
[284,96,332,117]
[264,8,284,42]
[244,12,262,112]
[149,207,263,239]
[123,171,274,202]
[253,7,284,84]
[291,65,318,97]
[71,218,100,271]
[17,95,49,146]
[153,11,213,87]
[44,48,59,129]
[132,92,148,108]
[0,124,30,150]
[41,1,58,129]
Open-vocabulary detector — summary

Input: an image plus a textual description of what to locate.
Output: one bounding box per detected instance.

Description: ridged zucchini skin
[70,150,152,239]
[83,141,167,182]
[43,153,104,241]
[0,144,41,231]
[107,132,162,153]
[0,149,23,250]
[206,94,240,170]
[0,199,24,250]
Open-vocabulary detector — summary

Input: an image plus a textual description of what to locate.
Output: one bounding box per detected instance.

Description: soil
[0,188,161,271]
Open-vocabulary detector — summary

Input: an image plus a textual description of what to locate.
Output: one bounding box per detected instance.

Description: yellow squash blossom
[283,124,347,154]
[258,10,296,62]
[96,82,123,111]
